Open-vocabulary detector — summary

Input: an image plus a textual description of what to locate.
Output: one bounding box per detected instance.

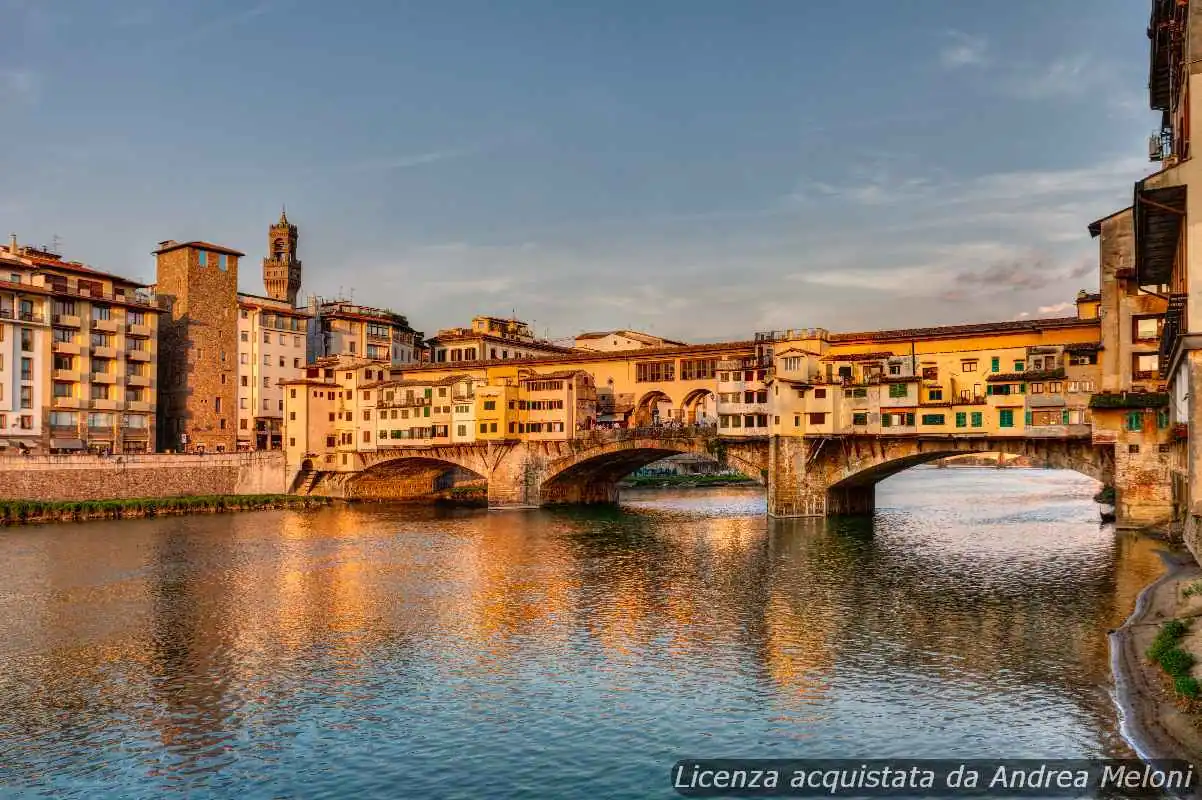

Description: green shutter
[955,412,966,428]
[971,412,983,427]
[1158,409,1170,429]
[991,357,1000,372]
[1000,409,1013,428]
[1019,383,1026,394]
[1062,409,1070,425]
[1127,411,1142,432]
[905,413,915,426]
[1024,411,1032,426]
[424,406,430,417]
[882,414,892,428]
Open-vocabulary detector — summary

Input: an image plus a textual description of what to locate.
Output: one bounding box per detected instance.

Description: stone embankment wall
[0,452,286,501]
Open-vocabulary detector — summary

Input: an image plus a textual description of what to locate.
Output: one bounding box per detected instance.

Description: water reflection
[0,469,1171,798]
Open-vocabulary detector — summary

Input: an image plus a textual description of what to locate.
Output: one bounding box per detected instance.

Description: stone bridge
[295,428,1129,520]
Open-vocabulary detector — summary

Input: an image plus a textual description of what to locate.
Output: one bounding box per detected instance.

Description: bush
[1175,676,1202,699]
[1148,619,1190,663]
[1160,647,1196,678]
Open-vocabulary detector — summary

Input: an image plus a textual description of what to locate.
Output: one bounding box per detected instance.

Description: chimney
[8,234,16,255]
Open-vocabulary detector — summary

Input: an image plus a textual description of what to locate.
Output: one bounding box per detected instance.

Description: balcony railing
[378,396,431,409]
[0,308,46,323]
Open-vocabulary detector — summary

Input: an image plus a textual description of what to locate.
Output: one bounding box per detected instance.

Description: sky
[0,0,1161,343]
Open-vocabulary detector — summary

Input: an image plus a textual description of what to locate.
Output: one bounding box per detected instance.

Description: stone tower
[263,208,302,305]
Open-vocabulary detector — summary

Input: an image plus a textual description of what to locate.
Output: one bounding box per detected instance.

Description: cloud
[1037,302,1074,314]
[0,69,39,104]
[336,148,480,173]
[940,31,988,69]
[1003,54,1101,101]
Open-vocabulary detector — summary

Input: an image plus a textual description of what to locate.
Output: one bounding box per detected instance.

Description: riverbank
[1111,544,1202,765]
[0,494,332,526]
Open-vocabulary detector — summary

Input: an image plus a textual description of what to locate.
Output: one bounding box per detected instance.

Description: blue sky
[1,0,1158,342]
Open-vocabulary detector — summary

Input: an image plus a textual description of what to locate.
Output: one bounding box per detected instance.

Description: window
[888,363,901,376]
[888,382,908,398]
[53,354,74,371]
[922,367,938,380]
[1133,353,1159,377]
[1067,381,1079,393]
[263,354,271,366]
[1126,411,1143,432]
[680,359,718,381]
[239,397,248,409]
[844,387,868,398]
[814,388,827,399]
[961,360,977,372]
[807,412,826,425]
[294,358,300,368]
[852,412,868,426]
[480,423,487,434]
[1030,383,1044,394]
[20,328,32,352]
[999,409,1015,428]
[971,412,983,428]
[262,377,270,388]
[91,332,111,348]
[921,414,945,425]
[1158,409,1170,429]
[363,409,372,421]
[218,253,228,271]
[1014,360,1024,372]
[240,331,249,342]
[927,388,943,401]
[457,424,467,437]
[990,357,1000,372]
[92,305,111,321]
[1129,444,1141,454]
[955,412,967,428]
[1134,316,1163,341]
[635,361,676,382]
[490,423,497,433]
[128,387,144,402]
[90,383,110,400]
[53,327,73,343]
[198,250,207,267]
[20,357,32,381]
[53,382,73,398]
[1049,382,1062,393]
[49,411,76,427]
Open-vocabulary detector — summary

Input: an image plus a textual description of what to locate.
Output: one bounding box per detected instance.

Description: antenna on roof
[50,234,62,255]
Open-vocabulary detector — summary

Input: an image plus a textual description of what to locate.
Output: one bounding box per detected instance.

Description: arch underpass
[342,456,487,502]
[538,435,767,505]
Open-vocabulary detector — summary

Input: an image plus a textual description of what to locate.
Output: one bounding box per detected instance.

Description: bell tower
[263,207,302,305]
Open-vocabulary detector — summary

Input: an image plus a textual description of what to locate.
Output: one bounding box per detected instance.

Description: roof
[1063,341,1103,353]
[11,250,152,288]
[1087,206,1133,238]
[575,329,688,346]
[820,351,896,362]
[152,240,246,257]
[828,316,1097,344]
[238,292,312,315]
[279,378,340,387]
[1077,292,1101,303]
[400,339,757,373]
[364,373,473,390]
[429,330,576,353]
[519,369,590,381]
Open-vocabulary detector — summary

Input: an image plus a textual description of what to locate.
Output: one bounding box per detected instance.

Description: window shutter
[1025,411,1032,426]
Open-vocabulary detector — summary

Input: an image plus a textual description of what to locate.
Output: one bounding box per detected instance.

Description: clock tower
[263,207,302,305]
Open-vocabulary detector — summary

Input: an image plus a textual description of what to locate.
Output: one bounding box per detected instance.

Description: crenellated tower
[263,207,302,305]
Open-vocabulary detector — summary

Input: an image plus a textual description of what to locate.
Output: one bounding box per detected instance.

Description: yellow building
[237,293,311,450]
[0,236,160,454]
[427,315,575,363]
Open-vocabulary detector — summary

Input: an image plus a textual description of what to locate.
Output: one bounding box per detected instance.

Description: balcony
[52,340,80,354]
[127,349,152,362]
[52,369,80,382]
[127,323,152,338]
[1,308,46,324]
[451,391,475,401]
[126,401,154,412]
[90,398,119,411]
[91,317,118,333]
[91,372,117,384]
[52,313,81,327]
[379,396,431,409]
[126,374,151,388]
[91,345,116,359]
[52,397,83,409]
[121,426,150,438]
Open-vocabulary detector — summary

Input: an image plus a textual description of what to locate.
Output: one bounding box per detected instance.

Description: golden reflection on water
[0,471,1181,795]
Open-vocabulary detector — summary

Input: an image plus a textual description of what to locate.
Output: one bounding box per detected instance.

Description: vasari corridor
[7,1,1202,798]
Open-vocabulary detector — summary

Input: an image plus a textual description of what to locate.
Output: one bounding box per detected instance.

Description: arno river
[0,469,1169,798]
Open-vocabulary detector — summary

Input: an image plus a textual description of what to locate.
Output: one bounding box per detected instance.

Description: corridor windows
[635,361,676,382]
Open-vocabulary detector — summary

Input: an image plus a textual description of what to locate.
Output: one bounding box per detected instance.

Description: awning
[1134,172,1186,286]
[50,439,85,450]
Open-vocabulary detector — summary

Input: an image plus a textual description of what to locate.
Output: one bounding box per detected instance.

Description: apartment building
[307,298,422,367]
[574,329,687,352]
[427,315,575,363]
[0,237,159,453]
[237,293,311,450]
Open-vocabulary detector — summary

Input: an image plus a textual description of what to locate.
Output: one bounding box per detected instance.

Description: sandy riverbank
[1111,545,1202,766]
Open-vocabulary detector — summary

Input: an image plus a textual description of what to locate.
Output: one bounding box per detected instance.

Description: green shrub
[1160,647,1197,678]
[1183,583,1202,599]
[1175,676,1202,699]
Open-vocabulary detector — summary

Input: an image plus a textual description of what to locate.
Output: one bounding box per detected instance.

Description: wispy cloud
[336,147,481,173]
[940,31,989,69]
[0,69,39,104]
[1037,301,1074,314]
[143,2,277,50]
[1003,54,1098,100]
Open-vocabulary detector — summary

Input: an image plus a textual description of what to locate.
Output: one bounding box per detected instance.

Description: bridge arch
[632,391,676,427]
[346,453,489,501]
[539,434,767,505]
[681,389,717,426]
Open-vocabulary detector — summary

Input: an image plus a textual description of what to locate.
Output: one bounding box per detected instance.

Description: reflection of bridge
[298,427,1113,517]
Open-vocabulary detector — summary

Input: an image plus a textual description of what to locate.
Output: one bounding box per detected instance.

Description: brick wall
[0,451,285,501]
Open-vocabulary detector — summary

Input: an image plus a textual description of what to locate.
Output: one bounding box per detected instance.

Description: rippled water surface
[0,468,1170,798]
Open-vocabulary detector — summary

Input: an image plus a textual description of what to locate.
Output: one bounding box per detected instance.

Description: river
[0,468,1170,798]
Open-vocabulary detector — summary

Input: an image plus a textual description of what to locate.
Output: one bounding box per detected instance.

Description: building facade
[0,237,160,454]
[574,330,687,352]
[237,293,311,450]
[307,299,422,367]
[154,240,243,453]
[427,316,575,363]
